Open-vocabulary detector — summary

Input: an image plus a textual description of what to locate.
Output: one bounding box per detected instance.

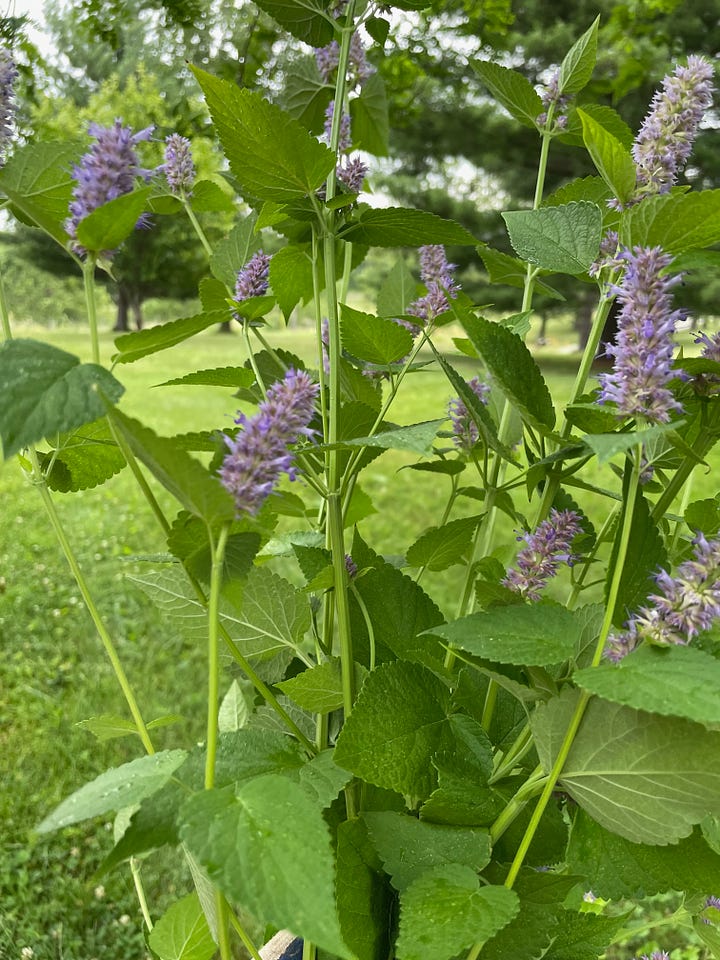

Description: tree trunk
[131,289,143,330]
[113,285,130,332]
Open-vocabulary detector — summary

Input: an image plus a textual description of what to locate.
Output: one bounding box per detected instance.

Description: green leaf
[542,911,628,960]
[334,419,445,456]
[179,778,350,957]
[471,60,543,129]
[340,304,413,364]
[557,17,599,95]
[112,311,228,364]
[543,173,613,207]
[336,819,393,960]
[104,407,235,524]
[376,258,417,316]
[396,867,519,960]
[148,893,216,960]
[502,202,602,275]
[297,749,352,808]
[284,57,333,134]
[460,314,555,431]
[276,658,366,714]
[686,497,720,535]
[567,810,720,899]
[425,602,581,666]
[192,67,335,202]
[476,243,564,299]
[365,15,390,44]
[576,108,637,204]
[210,216,260,288]
[349,72,389,156]
[0,139,83,247]
[334,660,451,799]
[218,679,253,733]
[583,421,682,464]
[40,417,126,492]
[338,206,477,246]
[364,812,490,891]
[270,245,315,320]
[406,516,481,571]
[575,645,720,727]
[250,0,334,45]
[75,187,151,253]
[190,179,234,213]
[77,713,181,742]
[532,689,720,843]
[0,339,124,459]
[156,366,255,389]
[606,486,665,627]
[624,189,720,255]
[37,750,186,833]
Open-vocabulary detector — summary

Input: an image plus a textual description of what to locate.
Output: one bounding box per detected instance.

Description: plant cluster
[3,5,720,960]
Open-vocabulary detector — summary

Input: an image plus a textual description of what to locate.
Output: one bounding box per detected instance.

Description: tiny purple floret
[448,377,490,451]
[502,509,583,601]
[235,251,271,302]
[162,133,195,196]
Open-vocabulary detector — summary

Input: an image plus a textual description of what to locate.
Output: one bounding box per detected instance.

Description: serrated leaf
[284,57,333,133]
[336,819,393,960]
[192,67,335,202]
[624,189,720,255]
[575,645,720,727]
[0,139,83,246]
[149,893,216,960]
[543,911,628,960]
[209,216,260,289]
[503,202,602,275]
[190,179,234,213]
[276,658,366,714]
[338,206,476,246]
[543,174,613,207]
[0,339,124,459]
[75,187,151,253]
[425,602,581,666]
[558,17,599,95]
[365,16,390,44]
[178,778,350,957]
[77,713,181,742]
[686,497,720,535]
[471,60,543,129]
[567,810,720,900]
[251,0,334,45]
[577,108,637,204]
[376,258,417,316]
[340,304,413,364]
[37,750,186,833]
[269,245,314,319]
[476,243,564,299]
[532,688,720,844]
[364,812,490,892]
[334,660,451,799]
[217,679,252,733]
[349,72,389,156]
[297,749,352,808]
[156,366,256,389]
[334,419,445,455]
[396,867,519,960]
[39,417,126,492]
[460,314,555,431]
[113,311,228,364]
[406,516,481,571]
[583,421,684,464]
[105,407,235,523]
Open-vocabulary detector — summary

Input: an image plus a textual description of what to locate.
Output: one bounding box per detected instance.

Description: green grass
[2,319,718,958]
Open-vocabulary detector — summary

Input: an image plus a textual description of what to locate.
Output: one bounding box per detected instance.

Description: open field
[2,318,719,959]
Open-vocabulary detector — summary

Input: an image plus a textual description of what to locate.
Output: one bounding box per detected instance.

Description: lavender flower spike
[448,377,490,451]
[502,509,582,601]
[408,245,461,323]
[163,133,195,196]
[598,246,684,424]
[633,55,714,197]
[66,119,154,256]
[219,369,319,516]
[0,47,18,165]
[235,251,271,302]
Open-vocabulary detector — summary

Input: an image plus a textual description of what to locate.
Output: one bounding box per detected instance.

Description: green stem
[205,523,230,790]
[227,911,264,960]
[350,581,376,671]
[243,319,268,399]
[28,448,155,755]
[565,505,619,610]
[183,199,214,259]
[0,268,12,341]
[328,495,356,714]
[488,765,546,843]
[214,890,234,960]
[83,256,100,364]
[106,418,171,536]
[302,941,318,960]
[130,858,153,930]
[489,723,533,784]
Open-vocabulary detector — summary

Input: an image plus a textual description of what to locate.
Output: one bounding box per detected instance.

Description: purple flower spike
[633,56,714,197]
[163,133,195,196]
[448,376,490,451]
[502,509,583,601]
[407,245,461,323]
[66,119,154,256]
[637,953,670,960]
[598,246,684,424]
[219,369,319,516]
[0,47,18,164]
[235,250,272,302]
[337,156,367,193]
[315,41,340,83]
[605,533,720,659]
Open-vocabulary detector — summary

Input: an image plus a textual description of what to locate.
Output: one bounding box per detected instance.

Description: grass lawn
[2,318,718,959]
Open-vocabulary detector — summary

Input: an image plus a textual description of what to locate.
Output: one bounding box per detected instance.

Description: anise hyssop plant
[3,8,720,960]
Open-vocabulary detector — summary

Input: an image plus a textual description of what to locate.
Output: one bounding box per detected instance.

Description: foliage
[3,7,720,960]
